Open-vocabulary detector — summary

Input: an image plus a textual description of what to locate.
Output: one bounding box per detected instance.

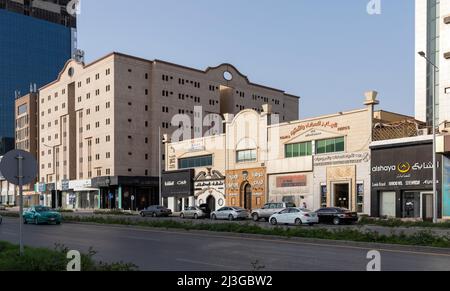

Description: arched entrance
[207,195,216,212]
[242,183,252,210]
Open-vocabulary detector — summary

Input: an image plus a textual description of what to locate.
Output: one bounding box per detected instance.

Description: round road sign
[0,150,37,186]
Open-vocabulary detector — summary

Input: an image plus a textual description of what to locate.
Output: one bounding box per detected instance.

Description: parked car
[315,207,358,225]
[180,206,206,219]
[251,202,296,222]
[211,207,249,221]
[23,206,62,225]
[199,204,212,218]
[140,205,172,217]
[0,205,6,211]
[269,208,318,226]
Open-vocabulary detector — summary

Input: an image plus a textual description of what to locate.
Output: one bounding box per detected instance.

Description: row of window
[285,137,345,158]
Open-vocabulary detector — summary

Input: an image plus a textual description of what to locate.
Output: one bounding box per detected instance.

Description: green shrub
[0,241,138,271]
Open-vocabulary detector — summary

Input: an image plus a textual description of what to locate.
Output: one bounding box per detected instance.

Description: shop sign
[281,121,351,140]
[162,169,194,198]
[276,175,307,188]
[314,152,370,167]
[372,144,440,189]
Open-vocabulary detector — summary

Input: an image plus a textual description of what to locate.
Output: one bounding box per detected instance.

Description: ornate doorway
[242,183,252,210]
[207,195,216,212]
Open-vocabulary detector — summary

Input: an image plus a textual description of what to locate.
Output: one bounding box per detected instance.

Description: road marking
[176,258,236,269]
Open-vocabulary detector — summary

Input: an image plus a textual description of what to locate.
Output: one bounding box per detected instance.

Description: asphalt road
[1,217,450,271]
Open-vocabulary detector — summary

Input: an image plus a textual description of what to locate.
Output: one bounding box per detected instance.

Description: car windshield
[35,207,51,212]
[301,209,312,212]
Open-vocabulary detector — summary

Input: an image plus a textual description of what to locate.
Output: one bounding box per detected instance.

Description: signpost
[0,150,37,256]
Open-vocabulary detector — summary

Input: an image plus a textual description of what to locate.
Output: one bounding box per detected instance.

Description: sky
[77,0,415,118]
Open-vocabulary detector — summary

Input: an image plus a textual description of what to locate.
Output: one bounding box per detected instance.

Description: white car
[269,208,318,226]
[211,207,249,221]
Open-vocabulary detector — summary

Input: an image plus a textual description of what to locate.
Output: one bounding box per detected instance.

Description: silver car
[251,202,296,222]
[180,206,206,219]
[211,207,249,221]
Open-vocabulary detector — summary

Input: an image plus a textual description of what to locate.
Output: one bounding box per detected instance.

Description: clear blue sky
[78,0,415,118]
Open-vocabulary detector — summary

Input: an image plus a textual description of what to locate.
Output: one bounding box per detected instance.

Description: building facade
[415,0,450,126]
[164,92,414,215]
[371,137,443,220]
[0,0,76,141]
[30,52,299,210]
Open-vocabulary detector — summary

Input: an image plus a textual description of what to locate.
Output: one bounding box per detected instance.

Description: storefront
[268,173,313,208]
[162,169,195,212]
[61,180,98,210]
[226,167,266,210]
[194,168,225,212]
[92,176,159,211]
[313,152,371,213]
[371,140,442,220]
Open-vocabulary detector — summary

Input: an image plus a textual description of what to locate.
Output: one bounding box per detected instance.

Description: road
[1,217,450,271]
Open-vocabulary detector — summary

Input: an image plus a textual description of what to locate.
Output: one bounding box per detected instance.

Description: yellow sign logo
[398,162,411,174]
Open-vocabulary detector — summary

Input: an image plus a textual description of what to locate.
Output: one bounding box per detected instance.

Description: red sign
[276,175,307,188]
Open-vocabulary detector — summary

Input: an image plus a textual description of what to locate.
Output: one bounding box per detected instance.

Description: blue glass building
[0,0,76,145]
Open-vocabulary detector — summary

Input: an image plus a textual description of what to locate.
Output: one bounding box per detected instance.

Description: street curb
[59,219,450,254]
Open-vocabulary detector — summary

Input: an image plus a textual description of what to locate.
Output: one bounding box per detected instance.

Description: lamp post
[418,51,439,223]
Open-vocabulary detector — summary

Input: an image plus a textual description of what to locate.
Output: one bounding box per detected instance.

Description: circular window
[223,71,233,81]
[68,67,74,77]
[218,199,224,207]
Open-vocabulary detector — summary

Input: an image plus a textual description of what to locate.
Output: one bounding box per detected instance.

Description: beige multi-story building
[33,52,299,209]
[164,92,421,215]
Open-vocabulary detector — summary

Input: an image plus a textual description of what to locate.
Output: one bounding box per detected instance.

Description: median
[0,241,138,271]
[64,215,450,248]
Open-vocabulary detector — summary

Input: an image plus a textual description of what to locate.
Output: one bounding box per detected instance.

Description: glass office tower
[0,0,76,152]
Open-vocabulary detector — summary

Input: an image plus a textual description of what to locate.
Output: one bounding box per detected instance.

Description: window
[106,68,111,75]
[106,135,111,142]
[86,77,91,84]
[285,142,312,158]
[86,93,91,100]
[106,85,111,92]
[236,149,257,163]
[106,119,111,125]
[106,169,111,175]
[106,102,110,109]
[95,89,100,96]
[178,155,213,169]
[106,152,111,159]
[316,137,345,154]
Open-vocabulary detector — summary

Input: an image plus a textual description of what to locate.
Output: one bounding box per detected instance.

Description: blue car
[23,206,62,225]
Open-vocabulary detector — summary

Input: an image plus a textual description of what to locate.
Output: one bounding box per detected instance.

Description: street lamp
[418,51,439,223]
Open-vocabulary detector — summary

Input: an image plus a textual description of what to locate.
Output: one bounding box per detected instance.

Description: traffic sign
[0,150,37,186]
[131,195,135,201]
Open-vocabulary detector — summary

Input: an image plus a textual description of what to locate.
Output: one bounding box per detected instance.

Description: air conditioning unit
[417,129,428,136]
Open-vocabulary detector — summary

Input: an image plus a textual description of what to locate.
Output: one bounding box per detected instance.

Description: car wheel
[180,213,185,219]
[211,214,217,220]
[308,223,315,227]
[56,222,61,225]
[295,218,302,225]
[140,212,145,217]
[23,218,28,224]
[152,212,157,218]
[270,218,278,226]
[228,214,234,221]
[252,213,259,222]
[194,214,198,220]
[333,217,341,225]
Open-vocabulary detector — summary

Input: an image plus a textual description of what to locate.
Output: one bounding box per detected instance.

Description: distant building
[20,52,300,210]
[0,0,76,139]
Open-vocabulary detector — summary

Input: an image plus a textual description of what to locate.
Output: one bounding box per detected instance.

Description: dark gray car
[140,205,172,217]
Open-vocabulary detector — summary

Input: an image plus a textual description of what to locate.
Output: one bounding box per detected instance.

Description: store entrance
[334,183,350,209]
